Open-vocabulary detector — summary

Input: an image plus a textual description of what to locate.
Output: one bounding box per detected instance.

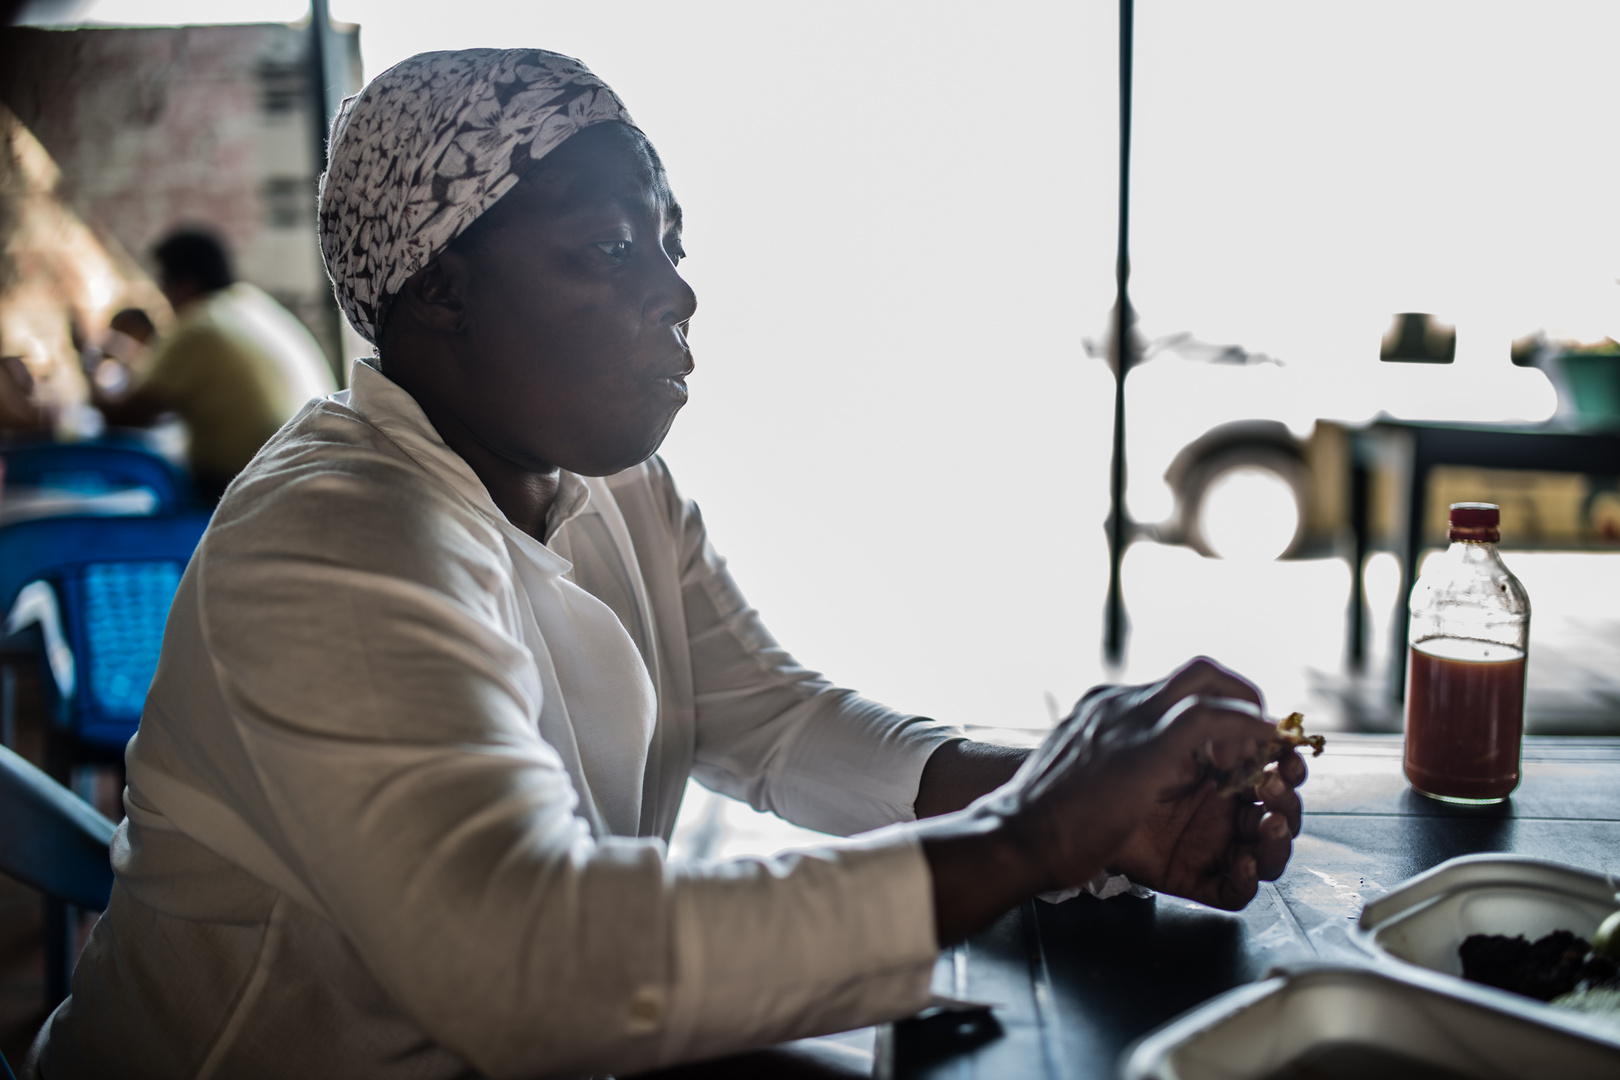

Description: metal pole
[307,0,350,385]
[1103,0,1135,668]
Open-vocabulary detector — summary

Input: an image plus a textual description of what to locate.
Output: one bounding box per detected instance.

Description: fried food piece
[1276,712,1326,757]
[1215,712,1324,797]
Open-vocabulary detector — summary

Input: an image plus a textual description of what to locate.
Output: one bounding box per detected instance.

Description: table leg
[1392,455,1427,702]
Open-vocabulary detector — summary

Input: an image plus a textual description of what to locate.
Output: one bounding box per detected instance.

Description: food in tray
[1553,986,1620,1038]
[1216,712,1324,796]
[1460,926,1620,1035]
[1459,930,1618,1002]
[1595,909,1620,960]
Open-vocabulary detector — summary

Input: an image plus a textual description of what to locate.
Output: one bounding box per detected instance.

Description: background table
[0,485,157,527]
[1346,419,1620,696]
[885,734,1620,1079]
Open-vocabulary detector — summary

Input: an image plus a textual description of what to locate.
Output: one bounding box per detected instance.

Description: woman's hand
[920,657,1305,944]
[995,657,1298,901]
[1073,663,1305,910]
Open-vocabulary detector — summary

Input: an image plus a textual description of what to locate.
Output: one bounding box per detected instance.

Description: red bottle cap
[1448,502,1500,542]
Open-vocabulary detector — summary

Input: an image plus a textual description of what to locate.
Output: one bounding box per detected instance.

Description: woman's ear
[399,255,468,334]
[375,253,474,376]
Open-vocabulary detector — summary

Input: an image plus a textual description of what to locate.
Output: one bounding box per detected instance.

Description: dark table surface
[886,733,1620,1079]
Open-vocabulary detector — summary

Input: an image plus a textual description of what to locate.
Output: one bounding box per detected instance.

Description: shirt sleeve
[188,462,939,1078]
[645,458,966,837]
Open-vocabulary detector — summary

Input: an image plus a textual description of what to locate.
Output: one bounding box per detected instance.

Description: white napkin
[1038,870,1152,904]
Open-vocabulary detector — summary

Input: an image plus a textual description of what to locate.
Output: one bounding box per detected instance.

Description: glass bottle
[1404,502,1531,803]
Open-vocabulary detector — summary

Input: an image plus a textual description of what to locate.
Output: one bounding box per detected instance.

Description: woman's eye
[596,239,633,259]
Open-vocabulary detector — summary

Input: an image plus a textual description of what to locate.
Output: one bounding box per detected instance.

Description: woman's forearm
[913,739,1030,818]
[914,742,1057,946]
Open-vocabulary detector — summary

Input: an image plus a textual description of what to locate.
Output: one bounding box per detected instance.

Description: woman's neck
[436,413,562,540]
[381,355,561,540]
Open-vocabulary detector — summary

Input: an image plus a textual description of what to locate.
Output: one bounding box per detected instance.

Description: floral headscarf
[318,48,634,344]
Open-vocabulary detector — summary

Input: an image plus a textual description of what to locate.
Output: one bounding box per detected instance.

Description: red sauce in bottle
[1404,637,1526,802]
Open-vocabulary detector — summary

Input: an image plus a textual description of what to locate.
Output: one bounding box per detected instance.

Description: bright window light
[1200,466,1300,562]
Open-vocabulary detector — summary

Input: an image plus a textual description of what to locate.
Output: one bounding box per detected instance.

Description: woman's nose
[649,257,697,329]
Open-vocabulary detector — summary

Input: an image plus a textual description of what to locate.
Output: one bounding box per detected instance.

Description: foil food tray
[1354,854,1617,976]
[1353,853,1619,1033]
[1119,962,1620,1080]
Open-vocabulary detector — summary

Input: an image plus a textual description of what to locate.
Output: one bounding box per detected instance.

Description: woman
[29,49,1304,1079]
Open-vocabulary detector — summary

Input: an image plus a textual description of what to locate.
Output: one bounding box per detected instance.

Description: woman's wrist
[916,803,1059,947]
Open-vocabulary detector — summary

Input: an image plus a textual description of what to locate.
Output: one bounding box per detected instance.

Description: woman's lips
[651,354,693,400]
[652,366,690,402]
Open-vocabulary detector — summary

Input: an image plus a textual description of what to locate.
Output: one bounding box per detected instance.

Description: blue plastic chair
[0,513,211,757]
[0,439,191,512]
[0,742,116,1011]
[0,515,204,1017]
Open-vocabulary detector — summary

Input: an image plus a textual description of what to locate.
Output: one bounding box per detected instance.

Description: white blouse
[34,362,962,1080]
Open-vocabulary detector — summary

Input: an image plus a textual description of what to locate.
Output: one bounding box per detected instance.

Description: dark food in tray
[1460,930,1620,1001]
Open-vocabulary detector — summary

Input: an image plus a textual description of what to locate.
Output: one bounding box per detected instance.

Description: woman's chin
[571,429,677,477]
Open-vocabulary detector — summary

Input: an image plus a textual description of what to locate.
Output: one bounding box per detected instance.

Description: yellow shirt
[140,283,336,480]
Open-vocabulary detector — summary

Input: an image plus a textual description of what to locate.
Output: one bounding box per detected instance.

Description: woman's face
[427,123,696,478]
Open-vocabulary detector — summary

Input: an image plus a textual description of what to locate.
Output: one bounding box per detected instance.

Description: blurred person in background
[107,306,155,349]
[85,307,156,399]
[0,348,50,434]
[91,228,337,501]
